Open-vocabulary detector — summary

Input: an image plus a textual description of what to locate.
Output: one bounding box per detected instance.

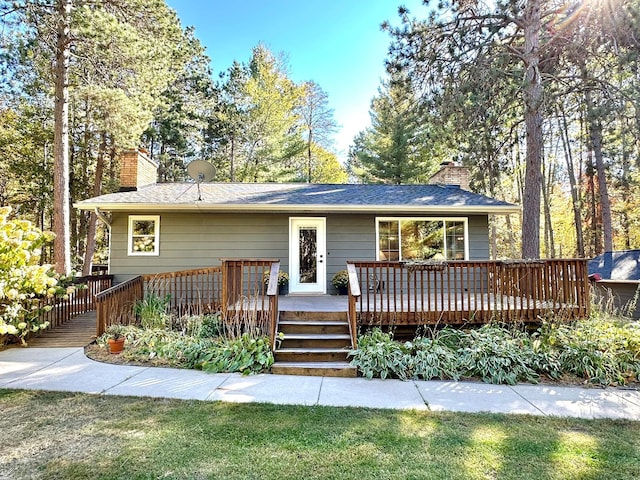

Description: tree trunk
[580,61,613,253]
[53,0,72,275]
[557,106,584,257]
[541,158,555,258]
[82,132,107,276]
[521,0,544,259]
[619,114,631,250]
[585,151,600,256]
[590,120,613,252]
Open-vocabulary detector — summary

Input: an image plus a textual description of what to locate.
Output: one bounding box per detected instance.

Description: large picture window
[376,218,467,261]
[128,215,160,256]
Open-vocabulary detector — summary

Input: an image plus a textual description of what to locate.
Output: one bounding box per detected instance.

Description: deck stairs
[271,310,357,377]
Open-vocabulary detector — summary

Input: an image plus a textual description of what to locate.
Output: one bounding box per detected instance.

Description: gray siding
[110,212,289,282]
[467,215,490,259]
[326,214,377,289]
[109,212,490,291]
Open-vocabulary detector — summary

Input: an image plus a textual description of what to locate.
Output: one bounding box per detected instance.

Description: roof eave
[74,202,520,215]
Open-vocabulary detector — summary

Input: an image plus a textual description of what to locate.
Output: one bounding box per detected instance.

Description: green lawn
[1,389,639,479]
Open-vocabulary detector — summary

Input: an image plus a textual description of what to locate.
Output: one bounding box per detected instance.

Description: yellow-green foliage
[0,207,61,343]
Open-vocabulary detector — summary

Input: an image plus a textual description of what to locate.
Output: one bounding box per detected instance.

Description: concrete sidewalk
[1,347,639,420]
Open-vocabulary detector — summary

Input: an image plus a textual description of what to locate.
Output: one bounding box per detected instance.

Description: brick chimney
[119,148,158,191]
[428,161,470,190]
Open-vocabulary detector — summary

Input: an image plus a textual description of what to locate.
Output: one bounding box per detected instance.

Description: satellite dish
[186,160,216,201]
[187,160,216,183]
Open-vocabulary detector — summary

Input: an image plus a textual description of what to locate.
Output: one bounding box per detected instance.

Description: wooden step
[275,348,351,363]
[278,320,349,335]
[279,333,351,349]
[279,311,346,322]
[271,362,357,377]
[272,309,356,376]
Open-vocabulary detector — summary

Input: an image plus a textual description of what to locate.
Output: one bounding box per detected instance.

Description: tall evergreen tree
[1,0,186,272]
[349,75,432,184]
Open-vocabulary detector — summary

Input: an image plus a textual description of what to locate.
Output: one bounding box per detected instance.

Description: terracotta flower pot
[108,337,125,354]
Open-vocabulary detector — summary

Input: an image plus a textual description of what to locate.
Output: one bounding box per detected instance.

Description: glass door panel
[298,227,318,284]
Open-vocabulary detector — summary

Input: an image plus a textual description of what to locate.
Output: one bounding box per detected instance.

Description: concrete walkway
[1,347,639,420]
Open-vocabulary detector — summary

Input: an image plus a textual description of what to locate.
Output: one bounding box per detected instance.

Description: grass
[1,389,639,479]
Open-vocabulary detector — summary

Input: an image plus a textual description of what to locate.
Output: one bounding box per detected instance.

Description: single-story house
[588,250,640,319]
[75,149,520,295]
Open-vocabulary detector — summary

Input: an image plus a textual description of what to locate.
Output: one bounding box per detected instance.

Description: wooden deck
[90,259,589,351]
[26,311,97,348]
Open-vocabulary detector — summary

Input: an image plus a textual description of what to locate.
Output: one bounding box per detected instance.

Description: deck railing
[95,276,144,335]
[95,260,281,344]
[347,259,590,326]
[347,263,361,348]
[38,274,113,330]
[95,267,222,335]
[143,267,223,316]
[221,258,280,348]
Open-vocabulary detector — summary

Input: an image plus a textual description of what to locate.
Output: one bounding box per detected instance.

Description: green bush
[331,270,349,290]
[350,320,640,386]
[96,324,272,374]
[456,325,539,385]
[410,336,460,381]
[201,334,273,375]
[0,207,70,344]
[349,328,411,380]
[537,319,640,386]
[198,313,222,338]
[133,293,170,329]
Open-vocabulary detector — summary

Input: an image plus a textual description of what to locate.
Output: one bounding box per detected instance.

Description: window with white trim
[376,218,468,261]
[128,215,160,256]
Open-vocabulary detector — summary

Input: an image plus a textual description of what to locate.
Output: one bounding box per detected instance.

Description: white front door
[289,217,326,294]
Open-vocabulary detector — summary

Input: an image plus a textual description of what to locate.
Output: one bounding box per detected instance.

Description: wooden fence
[347,259,590,327]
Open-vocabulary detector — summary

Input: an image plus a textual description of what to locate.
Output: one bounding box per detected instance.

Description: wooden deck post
[346,262,361,348]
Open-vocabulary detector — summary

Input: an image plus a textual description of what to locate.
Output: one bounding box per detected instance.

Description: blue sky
[165,0,429,161]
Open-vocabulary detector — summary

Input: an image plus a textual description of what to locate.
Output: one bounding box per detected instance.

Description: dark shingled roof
[74,182,518,214]
[588,250,640,281]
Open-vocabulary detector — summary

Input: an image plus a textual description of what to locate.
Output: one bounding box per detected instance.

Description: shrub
[133,293,170,329]
[350,320,640,386]
[456,325,539,385]
[349,328,411,380]
[331,270,349,290]
[263,270,289,287]
[97,325,216,367]
[169,312,222,338]
[537,319,640,386]
[410,335,460,381]
[96,319,273,374]
[221,298,269,341]
[197,313,222,338]
[0,207,68,344]
[201,334,273,375]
